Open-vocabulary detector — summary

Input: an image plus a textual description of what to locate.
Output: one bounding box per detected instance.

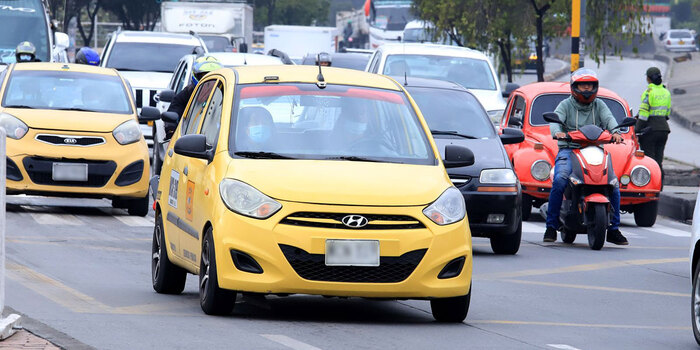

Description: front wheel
[200,227,237,315]
[152,211,187,294]
[430,288,471,323]
[521,194,533,221]
[490,222,521,255]
[634,201,658,227]
[587,203,608,250]
[692,258,700,345]
[127,194,150,216]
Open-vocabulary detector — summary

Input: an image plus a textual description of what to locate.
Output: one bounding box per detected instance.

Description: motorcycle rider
[15,41,40,63]
[544,68,628,245]
[636,66,671,178]
[75,47,100,66]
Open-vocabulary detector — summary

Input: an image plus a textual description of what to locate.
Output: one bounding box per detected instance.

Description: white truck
[264,25,337,62]
[160,1,253,51]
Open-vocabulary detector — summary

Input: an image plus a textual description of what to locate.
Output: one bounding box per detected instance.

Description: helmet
[75,47,100,66]
[15,41,36,63]
[570,68,599,105]
[191,56,223,86]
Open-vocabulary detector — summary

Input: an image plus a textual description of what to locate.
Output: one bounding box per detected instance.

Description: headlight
[0,112,28,139]
[480,169,517,184]
[423,187,466,225]
[487,109,504,124]
[579,146,604,165]
[531,160,551,181]
[219,179,282,219]
[630,166,651,187]
[113,119,142,145]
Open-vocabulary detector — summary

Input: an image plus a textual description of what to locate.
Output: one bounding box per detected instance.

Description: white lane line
[547,345,581,350]
[639,224,690,238]
[114,215,154,227]
[260,334,322,350]
[523,222,544,233]
[30,213,82,226]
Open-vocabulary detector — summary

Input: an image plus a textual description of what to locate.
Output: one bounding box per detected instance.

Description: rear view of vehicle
[366,0,414,48]
[0,0,69,65]
[664,29,696,52]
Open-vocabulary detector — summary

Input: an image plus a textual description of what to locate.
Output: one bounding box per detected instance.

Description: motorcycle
[542,112,638,250]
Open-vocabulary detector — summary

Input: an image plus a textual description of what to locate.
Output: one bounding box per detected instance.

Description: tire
[587,203,607,250]
[692,258,700,345]
[490,222,521,255]
[521,194,533,221]
[430,288,471,323]
[634,201,658,227]
[200,228,236,315]
[561,228,576,244]
[127,194,149,216]
[152,211,187,294]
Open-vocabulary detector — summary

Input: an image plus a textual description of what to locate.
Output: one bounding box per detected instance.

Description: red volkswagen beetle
[499,82,662,227]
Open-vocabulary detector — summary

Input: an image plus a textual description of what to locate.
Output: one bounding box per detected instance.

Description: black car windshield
[229,83,436,165]
[2,70,132,114]
[529,93,629,132]
[0,0,49,63]
[408,86,495,139]
[384,54,497,91]
[106,42,199,72]
[202,35,231,52]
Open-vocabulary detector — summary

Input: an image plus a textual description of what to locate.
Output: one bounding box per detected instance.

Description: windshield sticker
[168,170,179,208]
[185,180,194,221]
[0,5,36,13]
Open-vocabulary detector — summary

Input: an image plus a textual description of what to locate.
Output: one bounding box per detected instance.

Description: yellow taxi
[1,63,153,215]
[152,64,475,322]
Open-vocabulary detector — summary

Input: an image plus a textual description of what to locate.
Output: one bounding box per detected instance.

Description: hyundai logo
[341,215,369,228]
[63,138,77,144]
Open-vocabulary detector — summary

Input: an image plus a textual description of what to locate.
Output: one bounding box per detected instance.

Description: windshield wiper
[55,107,93,112]
[430,130,478,139]
[324,156,383,163]
[234,151,294,159]
[4,104,34,109]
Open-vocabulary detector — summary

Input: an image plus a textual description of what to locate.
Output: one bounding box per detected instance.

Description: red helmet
[570,68,599,104]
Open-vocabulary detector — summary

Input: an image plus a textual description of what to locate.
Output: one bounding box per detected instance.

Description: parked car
[663,29,696,52]
[366,43,507,125]
[500,82,662,227]
[689,189,700,345]
[300,51,371,71]
[400,76,525,254]
[151,65,474,322]
[0,63,155,215]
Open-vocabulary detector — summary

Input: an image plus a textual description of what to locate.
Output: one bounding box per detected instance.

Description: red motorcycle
[542,112,637,250]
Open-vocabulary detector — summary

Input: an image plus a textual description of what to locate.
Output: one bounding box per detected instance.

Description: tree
[102,0,160,31]
[75,0,102,47]
[584,0,649,65]
[527,0,567,82]
[253,0,331,29]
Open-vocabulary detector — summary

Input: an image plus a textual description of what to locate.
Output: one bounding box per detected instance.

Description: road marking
[499,279,689,297]
[260,334,322,350]
[522,222,543,233]
[548,345,581,350]
[30,213,83,226]
[644,224,690,237]
[470,319,690,330]
[114,215,154,227]
[7,239,146,254]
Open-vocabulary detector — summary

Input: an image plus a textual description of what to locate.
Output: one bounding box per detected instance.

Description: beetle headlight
[630,166,651,187]
[423,187,466,225]
[0,112,28,140]
[113,120,142,145]
[531,160,551,181]
[480,169,517,185]
[219,179,282,219]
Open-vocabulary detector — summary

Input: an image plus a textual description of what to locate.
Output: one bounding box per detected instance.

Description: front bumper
[462,188,520,237]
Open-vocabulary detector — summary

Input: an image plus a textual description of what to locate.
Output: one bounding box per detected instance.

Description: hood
[5,108,135,133]
[605,139,636,173]
[119,71,172,90]
[228,159,450,206]
[467,89,506,112]
[434,137,507,177]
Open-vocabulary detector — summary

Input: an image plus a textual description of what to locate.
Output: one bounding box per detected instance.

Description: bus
[0,0,68,64]
[365,0,414,49]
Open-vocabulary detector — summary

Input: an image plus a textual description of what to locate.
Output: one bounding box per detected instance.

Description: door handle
[168,149,173,157]
[183,166,188,176]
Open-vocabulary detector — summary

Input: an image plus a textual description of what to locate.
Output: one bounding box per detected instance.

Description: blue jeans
[546,149,620,230]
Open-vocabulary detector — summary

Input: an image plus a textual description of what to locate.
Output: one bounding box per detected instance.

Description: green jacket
[637,83,671,132]
[550,96,619,149]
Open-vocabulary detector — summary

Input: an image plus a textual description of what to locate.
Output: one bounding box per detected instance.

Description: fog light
[487,214,505,224]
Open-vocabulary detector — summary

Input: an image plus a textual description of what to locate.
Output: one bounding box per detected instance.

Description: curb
[3,306,96,350]
[544,59,570,81]
[659,192,696,222]
[654,51,700,136]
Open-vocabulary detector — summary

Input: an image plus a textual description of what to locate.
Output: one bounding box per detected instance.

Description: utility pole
[571,0,581,72]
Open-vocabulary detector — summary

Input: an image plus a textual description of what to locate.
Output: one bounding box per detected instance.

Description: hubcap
[151,222,161,283]
[695,273,700,331]
[200,240,210,300]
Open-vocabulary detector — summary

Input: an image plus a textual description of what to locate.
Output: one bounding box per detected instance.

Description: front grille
[35,134,105,147]
[279,244,426,283]
[22,157,116,187]
[134,88,158,109]
[280,212,425,230]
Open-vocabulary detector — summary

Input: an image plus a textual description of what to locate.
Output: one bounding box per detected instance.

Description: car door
[161,78,218,265]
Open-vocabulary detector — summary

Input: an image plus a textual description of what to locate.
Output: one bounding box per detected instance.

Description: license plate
[52,163,88,181]
[325,239,379,267]
[680,40,685,45]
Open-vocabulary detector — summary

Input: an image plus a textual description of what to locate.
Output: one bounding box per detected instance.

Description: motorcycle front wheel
[587,203,607,250]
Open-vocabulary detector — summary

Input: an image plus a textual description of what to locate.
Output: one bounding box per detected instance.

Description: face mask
[345,120,367,135]
[248,125,271,143]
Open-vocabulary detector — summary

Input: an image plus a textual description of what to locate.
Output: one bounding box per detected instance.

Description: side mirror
[158,89,176,103]
[542,112,563,125]
[138,106,161,122]
[54,32,69,50]
[502,83,519,98]
[500,127,525,145]
[161,111,179,124]
[174,134,212,161]
[443,145,475,168]
[614,117,637,129]
[508,115,522,127]
[239,42,248,53]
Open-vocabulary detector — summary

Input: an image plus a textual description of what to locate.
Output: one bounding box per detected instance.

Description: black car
[301,52,372,71]
[400,77,525,254]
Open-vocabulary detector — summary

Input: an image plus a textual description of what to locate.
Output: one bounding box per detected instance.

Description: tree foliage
[584,0,649,65]
[101,0,160,31]
[253,0,331,29]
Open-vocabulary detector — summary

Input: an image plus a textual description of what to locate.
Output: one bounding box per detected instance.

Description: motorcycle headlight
[113,119,142,145]
[487,109,504,124]
[423,187,466,225]
[579,146,604,166]
[480,169,517,185]
[0,112,28,140]
[630,166,651,187]
[531,160,551,181]
[219,179,282,219]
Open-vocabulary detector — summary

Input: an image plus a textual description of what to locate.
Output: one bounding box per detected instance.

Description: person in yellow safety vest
[637,66,671,179]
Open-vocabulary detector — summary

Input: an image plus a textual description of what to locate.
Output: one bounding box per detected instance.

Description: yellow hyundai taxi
[0,63,153,215]
[151,64,475,322]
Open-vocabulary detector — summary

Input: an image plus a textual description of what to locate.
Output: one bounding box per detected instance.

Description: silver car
[664,29,696,52]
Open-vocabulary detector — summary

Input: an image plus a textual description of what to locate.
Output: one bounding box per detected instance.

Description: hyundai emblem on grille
[341,215,369,228]
[64,138,77,144]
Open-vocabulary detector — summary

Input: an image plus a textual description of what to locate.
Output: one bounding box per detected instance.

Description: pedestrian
[636,66,671,180]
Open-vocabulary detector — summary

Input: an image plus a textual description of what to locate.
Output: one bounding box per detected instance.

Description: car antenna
[404,71,408,86]
[316,53,326,89]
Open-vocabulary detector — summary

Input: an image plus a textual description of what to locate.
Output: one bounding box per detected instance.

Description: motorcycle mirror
[614,117,637,129]
[542,112,564,125]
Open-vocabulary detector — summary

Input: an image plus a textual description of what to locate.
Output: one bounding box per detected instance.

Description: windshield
[529,94,629,132]
[2,70,132,114]
[670,31,693,39]
[371,6,413,31]
[384,54,497,91]
[0,0,49,63]
[229,83,435,165]
[202,35,231,52]
[408,87,495,139]
[106,42,200,72]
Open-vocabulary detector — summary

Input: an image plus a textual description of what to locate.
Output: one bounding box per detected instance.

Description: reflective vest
[638,83,671,132]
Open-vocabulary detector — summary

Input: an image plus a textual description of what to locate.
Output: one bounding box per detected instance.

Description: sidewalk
[0,330,59,349]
